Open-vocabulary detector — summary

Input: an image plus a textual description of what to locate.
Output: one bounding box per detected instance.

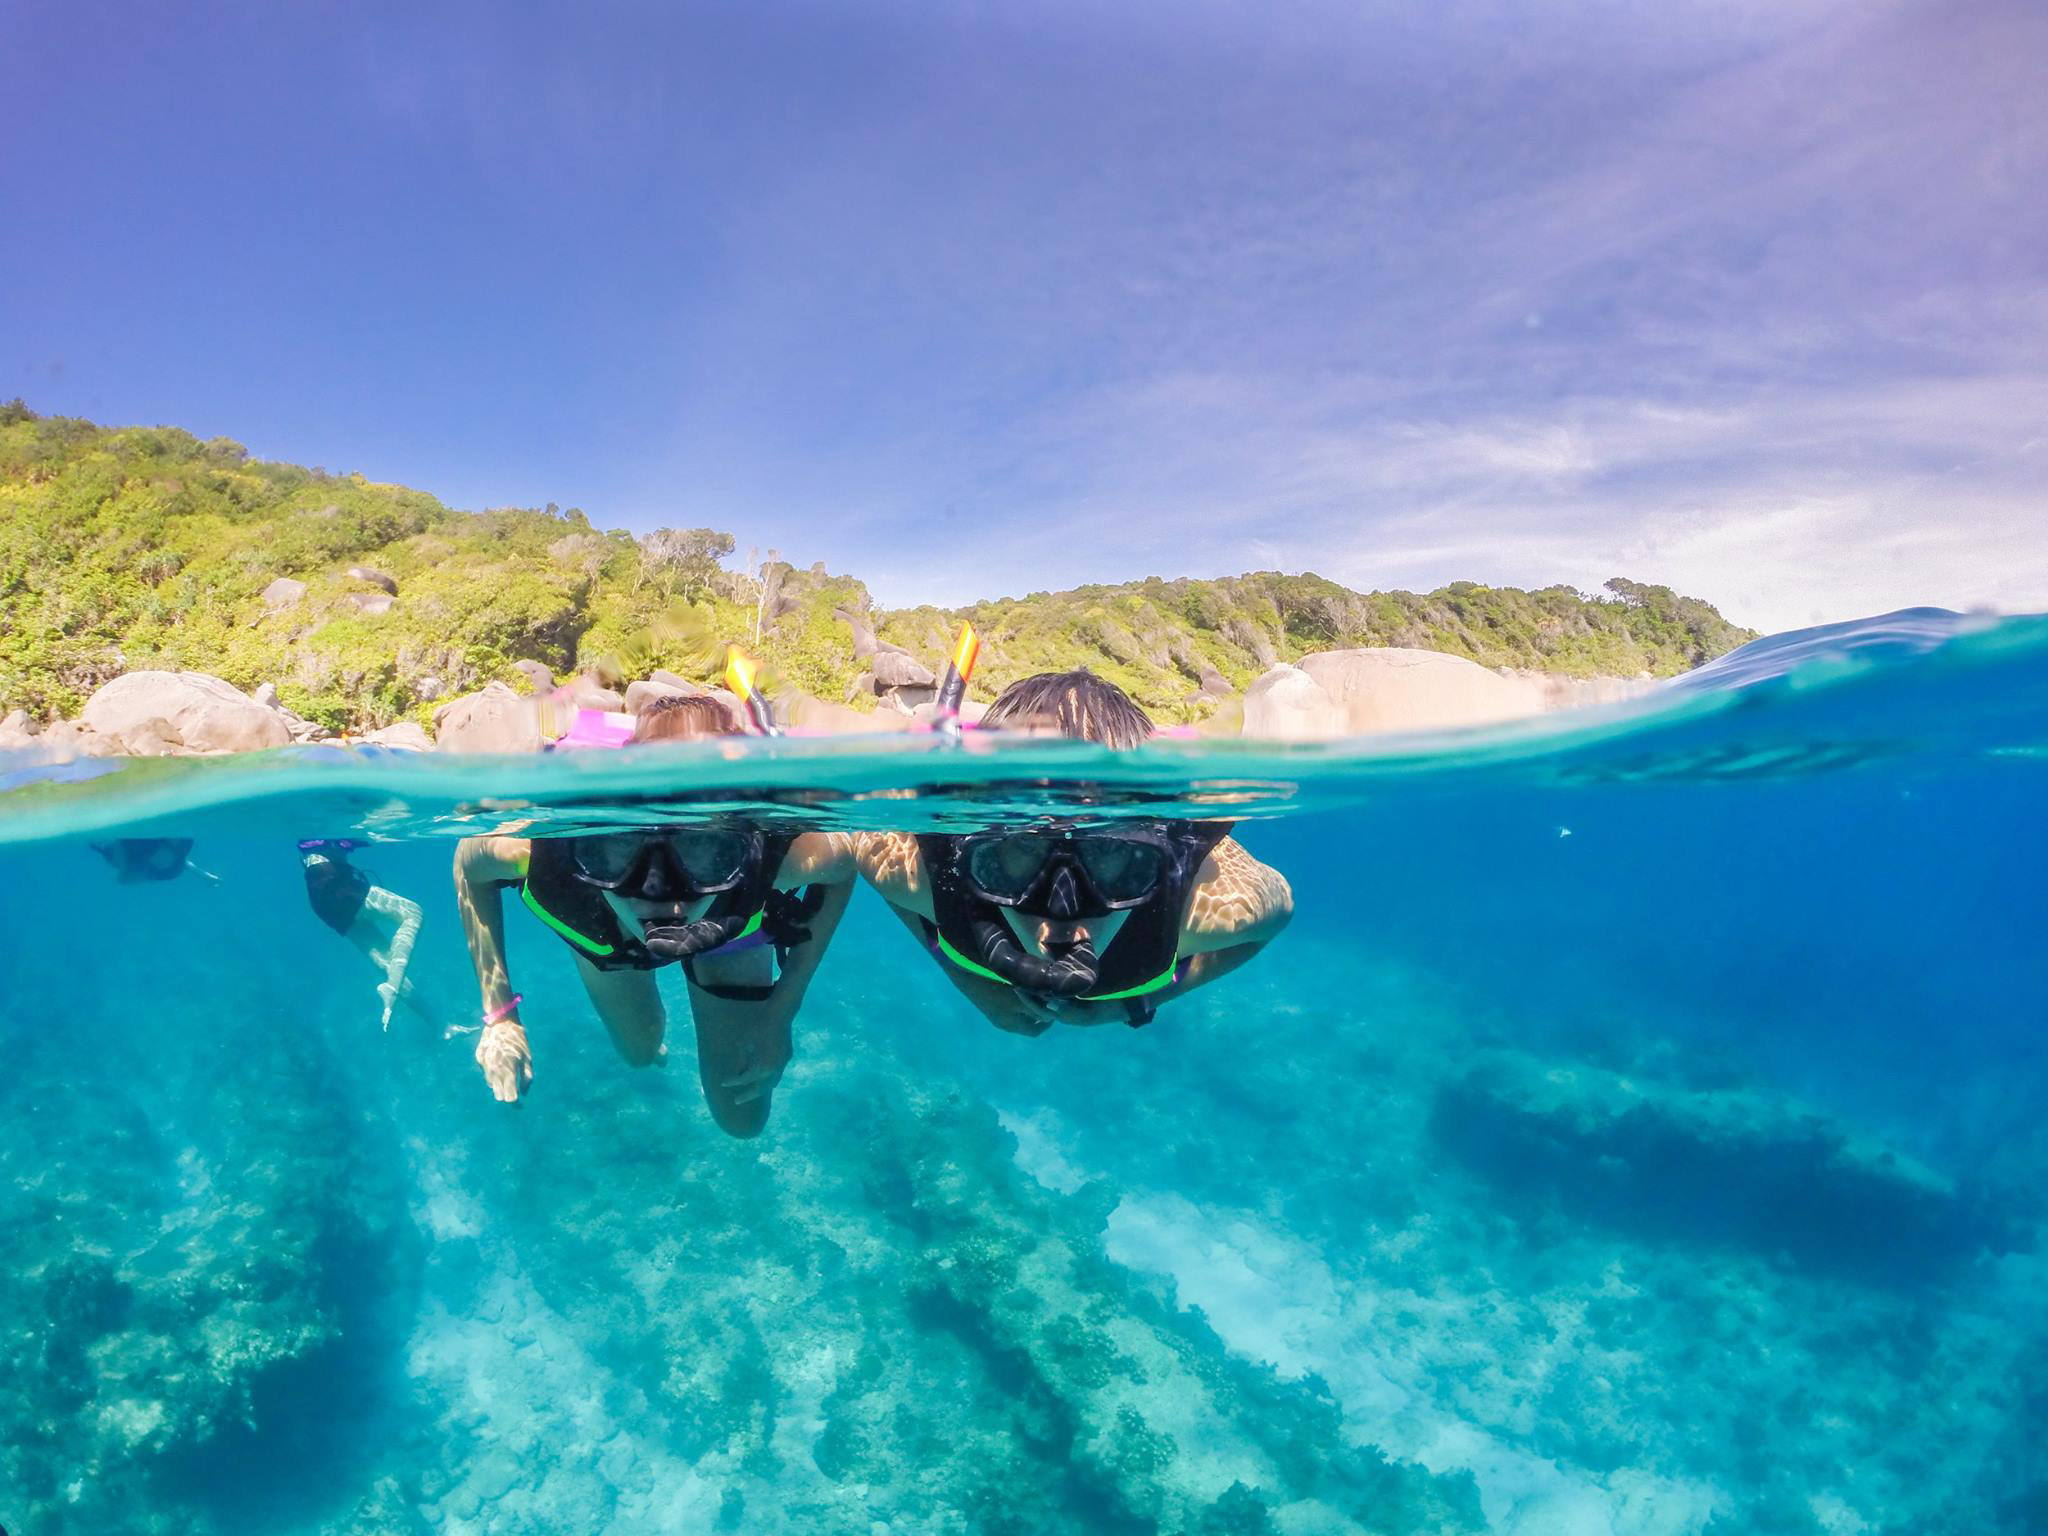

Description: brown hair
[982,669,1155,749]
[632,693,741,742]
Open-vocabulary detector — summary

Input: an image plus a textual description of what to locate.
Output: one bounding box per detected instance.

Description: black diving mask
[957,826,1173,914]
[569,827,759,898]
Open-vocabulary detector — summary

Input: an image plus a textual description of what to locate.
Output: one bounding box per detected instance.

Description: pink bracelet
[483,993,523,1027]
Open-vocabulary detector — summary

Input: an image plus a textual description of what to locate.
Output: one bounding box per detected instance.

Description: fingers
[720,1061,786,1094]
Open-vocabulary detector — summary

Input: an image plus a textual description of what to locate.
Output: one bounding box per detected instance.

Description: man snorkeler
[299,840,425,1030]
[858,670,1292,1034]
[453,694,854,1136]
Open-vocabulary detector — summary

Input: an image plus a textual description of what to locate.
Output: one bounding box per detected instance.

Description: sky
[4,0,2045,633]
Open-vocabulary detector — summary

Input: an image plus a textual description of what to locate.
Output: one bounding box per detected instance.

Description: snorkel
[933,621,980,738]
[725,646,780,736]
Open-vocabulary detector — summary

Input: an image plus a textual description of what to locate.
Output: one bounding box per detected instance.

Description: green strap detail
[1079,963,1179,1002]
[731,909,764,943]
[520,883,614,957]
[933,928,1177,1001]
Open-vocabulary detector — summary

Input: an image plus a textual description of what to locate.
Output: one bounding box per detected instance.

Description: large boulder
[347,564,399,595]
[363,721,433,752]
[0,708,36,746]
[260,576,306,609]
[1242,648,1560,739]
[345,592,394,617]
[433,682,543,754]
[568,676,625,711]
[872,650,936,689]
[625,678,706,714]
[510,659,555,693]
[1240,664,1341,741]
[81,671,292,753]
[1297,648,1538,734]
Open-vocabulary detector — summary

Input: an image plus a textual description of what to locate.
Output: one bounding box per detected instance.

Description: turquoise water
[3,609,2044,1535]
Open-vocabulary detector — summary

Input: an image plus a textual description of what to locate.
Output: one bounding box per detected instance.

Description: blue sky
[5,0,2043,631]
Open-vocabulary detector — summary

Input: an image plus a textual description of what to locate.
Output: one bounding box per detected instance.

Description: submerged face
[1001,903,1130,960]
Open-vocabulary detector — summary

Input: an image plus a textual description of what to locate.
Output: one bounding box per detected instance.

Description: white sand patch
[1105,1191,1723,1536]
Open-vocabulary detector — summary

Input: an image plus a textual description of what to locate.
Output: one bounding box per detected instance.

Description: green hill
[0,403,1757,729]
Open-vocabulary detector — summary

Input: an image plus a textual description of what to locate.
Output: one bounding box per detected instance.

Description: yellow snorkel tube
[933,621,979,738]
[725,645,780,736]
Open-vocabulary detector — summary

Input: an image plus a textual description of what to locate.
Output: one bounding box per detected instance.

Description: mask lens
[967,834,1054,902]
[1075,838,1164,904]
[667,829,753,891]
[574,833,649,886]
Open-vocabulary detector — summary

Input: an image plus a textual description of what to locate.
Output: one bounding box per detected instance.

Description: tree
[638,527,735,603]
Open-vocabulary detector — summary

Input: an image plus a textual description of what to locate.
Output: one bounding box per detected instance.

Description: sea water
[1,610,2043,1536]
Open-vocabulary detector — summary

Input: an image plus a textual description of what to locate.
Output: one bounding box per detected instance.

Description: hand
[377,981,397,1031]
[980,990,1060,1036]
[476,1018,533,1102]
[721,1035,792,1104]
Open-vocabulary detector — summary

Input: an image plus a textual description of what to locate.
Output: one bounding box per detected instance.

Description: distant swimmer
[298,839,425,1030]
[859,670,1292,1033]
[92,837,202,884]
[453,694,855,1135]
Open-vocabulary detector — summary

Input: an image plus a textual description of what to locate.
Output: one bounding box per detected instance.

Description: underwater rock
[0,1016,421,1536]
[81,671,291,754]
[440,1031,1483,1536]
[1434,1049,2020,1282]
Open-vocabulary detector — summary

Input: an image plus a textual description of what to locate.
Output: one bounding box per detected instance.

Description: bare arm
[1180,836,1293,953]
[454,835,533,1101]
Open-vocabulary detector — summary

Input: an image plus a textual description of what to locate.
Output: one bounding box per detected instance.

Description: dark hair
[632,694,741,742]
[982,669,1155,749]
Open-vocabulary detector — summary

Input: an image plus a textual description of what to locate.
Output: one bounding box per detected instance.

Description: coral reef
[0,1012,419,1536]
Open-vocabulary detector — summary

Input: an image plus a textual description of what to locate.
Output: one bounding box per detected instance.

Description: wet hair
[632,694,741,742]
[982,669,1155,749]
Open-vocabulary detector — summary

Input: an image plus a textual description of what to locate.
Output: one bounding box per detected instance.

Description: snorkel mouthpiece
[967,914,1101,995]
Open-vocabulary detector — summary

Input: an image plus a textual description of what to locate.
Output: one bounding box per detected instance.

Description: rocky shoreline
[0,647,1655,760]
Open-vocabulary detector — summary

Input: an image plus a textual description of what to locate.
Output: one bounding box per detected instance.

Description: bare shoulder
[1184,836,1293,938]
[456,835,531,882]
[780,831,856,886]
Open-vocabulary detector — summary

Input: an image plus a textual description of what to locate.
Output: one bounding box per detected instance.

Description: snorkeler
[92,837,210,884]
[299,839,425,1030]
[453,694,855,1136]
[859,670,1292,1033]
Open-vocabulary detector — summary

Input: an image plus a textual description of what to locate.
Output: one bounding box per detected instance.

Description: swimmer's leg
[352,885,424,1029]
[687,1003,790,1140]
[573,958,667,1067]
